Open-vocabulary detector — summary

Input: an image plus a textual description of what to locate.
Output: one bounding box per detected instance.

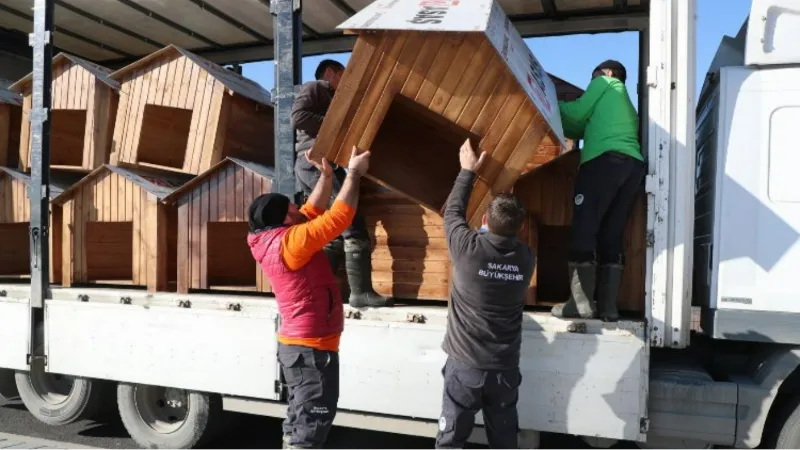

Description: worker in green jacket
[551,60,645,322]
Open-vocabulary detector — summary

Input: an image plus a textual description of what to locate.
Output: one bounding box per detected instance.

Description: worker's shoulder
[299,79,332,92]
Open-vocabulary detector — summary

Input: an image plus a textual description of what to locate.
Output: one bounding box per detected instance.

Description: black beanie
[594,59,627,83]
[248,193,290,233]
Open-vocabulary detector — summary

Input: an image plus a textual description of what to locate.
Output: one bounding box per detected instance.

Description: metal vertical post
[271,0,302,198]
[29,0,54,311]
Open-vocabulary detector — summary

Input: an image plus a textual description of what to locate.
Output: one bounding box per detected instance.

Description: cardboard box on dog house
[310,0,571,226]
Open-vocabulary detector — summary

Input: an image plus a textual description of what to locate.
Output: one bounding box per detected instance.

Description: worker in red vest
[292,59,393,309]
[247,147,371,449]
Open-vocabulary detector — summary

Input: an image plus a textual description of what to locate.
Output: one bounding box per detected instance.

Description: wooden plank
[370,258,449,274]
[199,179,209,289]
[444,39,498,124]
[82,75,95,169]
[469,73,517,136]
[150,198,169,292]
[185,60,201,110]
[334,33,409,165]
[154,57,170,106]
[177,199,190,294]
[429,34,484,115]
[357,32,425,151]
[190,186,201,289]
[131,183,141,285]
[415,33,468,107]
[164,57,180,107]
[19,94,31,171]
[123,69,146,164]
[202,86,229,170]
[187,76,213,173]
[178,57,194,109]
[61,200,74,287]
[110,80,131,165]
[399,33,447,99]
[0,105,9,167]
[224,164,236,222]
[371,245,449,261]
[312,33,383,162]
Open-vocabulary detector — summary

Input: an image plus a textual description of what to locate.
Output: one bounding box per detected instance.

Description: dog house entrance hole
[137,105,192,170]
[51,109,87,167]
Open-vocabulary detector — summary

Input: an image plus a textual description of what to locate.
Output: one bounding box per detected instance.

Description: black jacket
[291,80,335,154]
[441,170,535,370]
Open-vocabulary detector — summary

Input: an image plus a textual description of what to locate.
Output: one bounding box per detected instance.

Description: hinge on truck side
[640,417,650,433]
[646,231,655,248]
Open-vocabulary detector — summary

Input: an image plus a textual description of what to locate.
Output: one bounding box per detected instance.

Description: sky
[242,0,753,109]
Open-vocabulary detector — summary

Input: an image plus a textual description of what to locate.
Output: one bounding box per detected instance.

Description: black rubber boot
[596,263,623,322]
[323,239,344,274]
[344,238,394,308]
[551,261,597,319]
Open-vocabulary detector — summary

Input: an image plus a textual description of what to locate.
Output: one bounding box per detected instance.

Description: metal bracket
[29,108,49,123]
[644,174,660,194]
[640,417,650,433]
[26,354,47,366]
[28,30,51,47]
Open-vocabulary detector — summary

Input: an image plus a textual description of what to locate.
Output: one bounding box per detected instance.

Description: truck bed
[0,283,649,441]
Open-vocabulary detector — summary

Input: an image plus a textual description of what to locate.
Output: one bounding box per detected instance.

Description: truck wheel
[766,394,800,448]
[14,326,107,425]
[117,383,221,449]
[0,369,19,405]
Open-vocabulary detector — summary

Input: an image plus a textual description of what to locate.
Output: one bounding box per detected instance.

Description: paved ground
[0,399,629,449]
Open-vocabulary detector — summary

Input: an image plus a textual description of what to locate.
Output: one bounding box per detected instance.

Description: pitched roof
[52,164,193,205]
[109,45,272,107]
[8,53,119,93]
[0,167,85,199]
[0,87,22,107]
[162,157,274,204]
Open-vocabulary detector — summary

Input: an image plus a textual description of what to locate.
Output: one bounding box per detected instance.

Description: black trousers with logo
[569,151,646,264]
[435,357,522,449]
[278,343,340,449]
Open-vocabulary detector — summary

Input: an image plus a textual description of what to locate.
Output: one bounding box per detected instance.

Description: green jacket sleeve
[558,76,613,124]
[561,115,585,140]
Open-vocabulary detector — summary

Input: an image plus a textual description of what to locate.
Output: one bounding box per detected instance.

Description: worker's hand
[348,146,370,177]
[459,139,487,173]
[306,151,333,178]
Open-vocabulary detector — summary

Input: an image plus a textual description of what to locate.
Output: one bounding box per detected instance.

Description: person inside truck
[436,139,535,449]
[550,59,645,322]
[291,59,393,309]
[246,147,372,450]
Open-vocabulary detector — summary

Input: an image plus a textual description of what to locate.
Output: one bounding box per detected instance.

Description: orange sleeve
[299,202,324,221]
[280,200,355,271]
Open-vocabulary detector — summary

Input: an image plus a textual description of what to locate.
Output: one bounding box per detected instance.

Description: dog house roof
[109,45,273,107]
[0,167,84,199]
[162,157,275,204]
[8,52,119,93]
[0,87,22,107]
[51,164,193,205]
[338,0,566,147]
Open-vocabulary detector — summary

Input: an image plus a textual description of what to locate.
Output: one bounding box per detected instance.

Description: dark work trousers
[278,343,340,449]
[294,151,368,241]
[436,357,522,449]
[569,151,646,264]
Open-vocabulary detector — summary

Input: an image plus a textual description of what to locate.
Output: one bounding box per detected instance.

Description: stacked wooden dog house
[51,165,191,292]
[9,53,119,173]
[162,158,275,295]
[0,168,82,283]
[109,45,275,176]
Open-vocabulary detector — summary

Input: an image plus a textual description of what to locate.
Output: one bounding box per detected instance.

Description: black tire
[14,325,109,425]
[766,394,800,448]
[117,383,222,449]
[0,368,19,406]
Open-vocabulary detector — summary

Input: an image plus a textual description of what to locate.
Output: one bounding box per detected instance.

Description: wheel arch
[736,346,800,448]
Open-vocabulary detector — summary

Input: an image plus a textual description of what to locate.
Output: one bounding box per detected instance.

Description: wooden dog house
[9,53,119,172]
[52,165,191,292]
[0,88,22,168]
[357,75,586,303]
[109,45,275,176]
[161,158,275,294]
[0,168,82,283]
[311,0,570,226]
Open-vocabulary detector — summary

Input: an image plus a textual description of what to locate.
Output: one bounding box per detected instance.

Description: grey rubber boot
[596,263,623,322]
[323,239,344,274]
[344,238,394,308]
[551,261,597,319]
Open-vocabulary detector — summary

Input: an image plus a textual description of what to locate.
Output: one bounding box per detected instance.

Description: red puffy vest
[247,227,344,339]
